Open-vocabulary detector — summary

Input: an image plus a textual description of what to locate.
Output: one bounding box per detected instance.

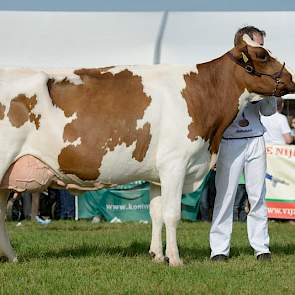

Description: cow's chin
[274,89,289,97]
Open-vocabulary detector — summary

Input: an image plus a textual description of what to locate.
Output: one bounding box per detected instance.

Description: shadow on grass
[19,242,210,262]
[228,242,295,258]
[17,242,207,261]
[21,241,149,261]
[269,242,295,255]
[17,240,295,262]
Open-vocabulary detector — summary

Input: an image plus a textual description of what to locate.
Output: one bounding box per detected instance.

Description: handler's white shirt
[261,112,292,145]
[222,97,277,139]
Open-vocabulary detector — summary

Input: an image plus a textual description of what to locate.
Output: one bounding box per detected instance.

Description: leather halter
[227,47,285,95]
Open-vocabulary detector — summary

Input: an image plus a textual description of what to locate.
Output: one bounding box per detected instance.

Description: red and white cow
[0,35,294,265]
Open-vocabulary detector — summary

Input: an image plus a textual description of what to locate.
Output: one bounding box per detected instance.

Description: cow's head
[229,34,295,97]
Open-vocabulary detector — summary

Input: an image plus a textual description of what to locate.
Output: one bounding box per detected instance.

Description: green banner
[78,173,212,222]
[78,181,150,222]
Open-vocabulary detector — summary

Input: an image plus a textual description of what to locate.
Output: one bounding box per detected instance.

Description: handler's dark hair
[234,25,266,46]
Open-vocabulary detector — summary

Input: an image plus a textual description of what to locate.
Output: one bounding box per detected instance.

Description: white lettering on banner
[268,207,295,217]
[106,204,150,211]
[266,145,295,159]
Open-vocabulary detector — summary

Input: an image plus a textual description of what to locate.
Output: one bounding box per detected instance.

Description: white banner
[265,144,295,219]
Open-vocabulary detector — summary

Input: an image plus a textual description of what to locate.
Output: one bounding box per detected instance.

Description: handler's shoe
[211,254,228,262]
[35,216,51,225]
[256,253,271,261]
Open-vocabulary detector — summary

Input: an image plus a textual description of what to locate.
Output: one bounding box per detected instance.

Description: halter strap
[227,48,285,95]
[226,50,285,82]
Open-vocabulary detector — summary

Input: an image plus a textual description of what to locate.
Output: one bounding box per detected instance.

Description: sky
[1,0,295,11]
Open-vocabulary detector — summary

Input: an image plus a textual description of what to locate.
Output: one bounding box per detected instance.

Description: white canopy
[0,11,294,97]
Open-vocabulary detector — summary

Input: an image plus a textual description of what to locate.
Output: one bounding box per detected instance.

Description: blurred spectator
[290,116,295,137]
[22,192,51,224]
[58,190,75,219]
[47,189,75,220]
[22,192,41,220]
[8,189,75,221]
[199,169,216,221]
[233,173,248,222]
[261,97,294,145]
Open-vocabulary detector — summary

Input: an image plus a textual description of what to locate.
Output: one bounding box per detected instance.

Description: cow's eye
[256,51,269,62]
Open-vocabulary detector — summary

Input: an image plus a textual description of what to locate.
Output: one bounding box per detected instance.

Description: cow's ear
[231,42,248,61]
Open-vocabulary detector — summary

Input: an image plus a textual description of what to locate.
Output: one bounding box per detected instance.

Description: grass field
[0,220,294,295]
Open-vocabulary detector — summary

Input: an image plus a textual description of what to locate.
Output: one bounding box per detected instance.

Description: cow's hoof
[165,256,183,267]
[149,251,164,263]
[149,251,156,258]
[11,257,18,263]
[0,256,8,263]
[0,256,17,263]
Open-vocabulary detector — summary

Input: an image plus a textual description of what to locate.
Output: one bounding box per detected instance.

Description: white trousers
[210,136,270,257]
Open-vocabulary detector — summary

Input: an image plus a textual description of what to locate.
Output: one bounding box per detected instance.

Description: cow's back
[0,65,209,189]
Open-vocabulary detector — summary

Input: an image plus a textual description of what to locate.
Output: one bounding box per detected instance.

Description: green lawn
[0,220,294,295]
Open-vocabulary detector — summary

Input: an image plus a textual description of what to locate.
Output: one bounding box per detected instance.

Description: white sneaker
[91,216,101,223]
[110,217,122,223]
[35,216,51,225]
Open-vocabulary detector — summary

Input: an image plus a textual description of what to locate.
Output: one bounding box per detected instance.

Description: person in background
[209,25,276,262]
[58,190,75,219]
[261,97,294,145]
[290,116,295,138]
[22,192,51,224]
[233,172,248,222]
[199,169,216,221]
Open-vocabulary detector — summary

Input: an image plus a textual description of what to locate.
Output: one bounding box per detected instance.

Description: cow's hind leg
[0,190,17,262]
[160,165,184,266]
[149,183,164,262]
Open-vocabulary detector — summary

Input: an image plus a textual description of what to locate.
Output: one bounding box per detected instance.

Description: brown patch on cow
[7,94,41,129]
[182,60,243,154]
[29,113,41,129]
[48,68,152,180]
[132,122,152,161]
[0,103,5,120]
[75,66,114,77]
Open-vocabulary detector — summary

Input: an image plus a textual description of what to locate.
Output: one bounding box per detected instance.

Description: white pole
[75,195,79,221]
[153,11,169,64]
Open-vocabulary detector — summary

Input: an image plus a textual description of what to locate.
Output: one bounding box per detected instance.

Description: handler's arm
[259,96,277,116]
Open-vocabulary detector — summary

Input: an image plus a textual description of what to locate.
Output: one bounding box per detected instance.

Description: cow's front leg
[149,183,164,262]
[0,190,18,262]
[160,165,184,267]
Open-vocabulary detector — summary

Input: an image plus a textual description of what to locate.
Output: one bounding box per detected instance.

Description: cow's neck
[182,53,246,154]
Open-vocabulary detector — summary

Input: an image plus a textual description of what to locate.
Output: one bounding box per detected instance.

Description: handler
[209,26,276,261]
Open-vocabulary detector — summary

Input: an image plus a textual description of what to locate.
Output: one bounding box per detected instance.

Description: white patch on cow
[99,142,157,184]
[65,137,81,147]
[0,68,84,85]
[43,68,83,85]
[184,136,211,181]
[107,66,129,75]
